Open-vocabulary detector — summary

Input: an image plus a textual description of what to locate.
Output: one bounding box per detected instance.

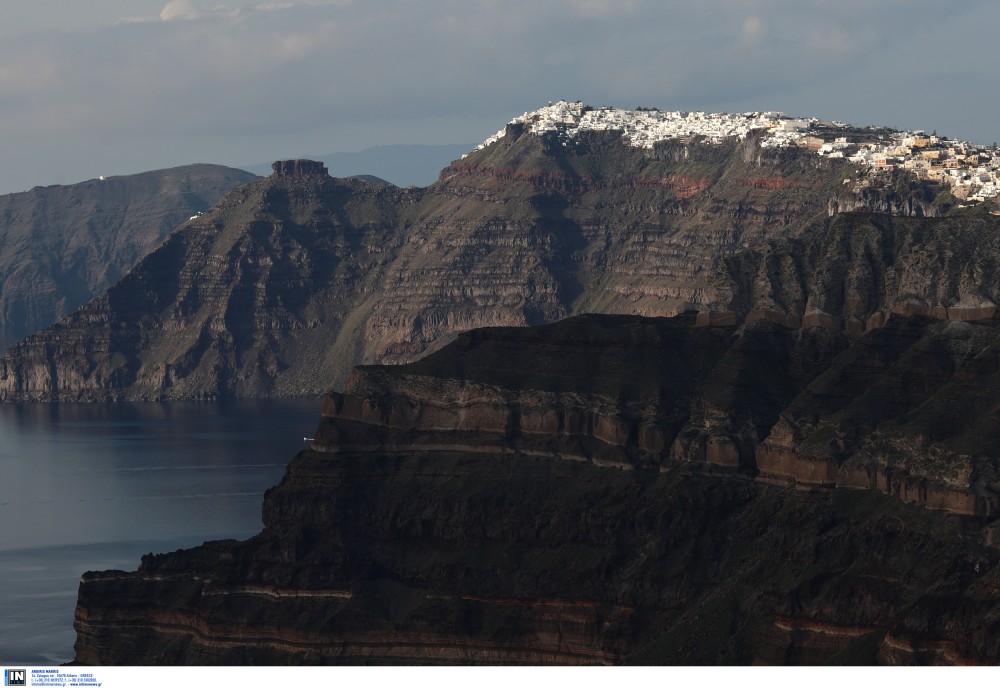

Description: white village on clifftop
[473,101,1000,203]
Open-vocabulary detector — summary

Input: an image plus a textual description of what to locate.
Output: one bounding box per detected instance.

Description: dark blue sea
[0,398,322,665]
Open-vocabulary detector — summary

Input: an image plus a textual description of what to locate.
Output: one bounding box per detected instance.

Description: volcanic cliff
[73,309,1000,665]
[0,164,258,350]
[0,126,961,401]
[63,106,1000,665]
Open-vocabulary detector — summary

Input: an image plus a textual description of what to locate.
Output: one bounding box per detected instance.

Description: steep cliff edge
[0,129,956,400]
[74,313,1000,665]
[1,162,409,400]
[0,164,258,349]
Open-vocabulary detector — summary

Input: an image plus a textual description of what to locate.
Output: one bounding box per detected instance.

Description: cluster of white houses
[809,129,999,203]
[474,101,999,203]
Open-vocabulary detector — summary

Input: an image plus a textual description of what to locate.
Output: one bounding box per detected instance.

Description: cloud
[119,0,348,26]
[119,0,204,24]
[1,0,998,195]
[741,16,763,43]
[160,0,201,21]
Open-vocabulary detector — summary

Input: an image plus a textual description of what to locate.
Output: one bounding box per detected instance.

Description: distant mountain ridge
[0,164,258,349]
[241,143,474,188]
[3,114,990,401]
[0,132,834,400]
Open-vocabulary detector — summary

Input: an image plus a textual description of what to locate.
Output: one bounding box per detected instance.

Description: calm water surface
[0,398,321,664]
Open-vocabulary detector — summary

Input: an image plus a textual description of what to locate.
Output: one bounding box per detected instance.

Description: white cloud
[160,0,201,21]
[119,0,349,26]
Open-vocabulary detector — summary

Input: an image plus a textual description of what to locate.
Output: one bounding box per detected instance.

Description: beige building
[796,136,825,152]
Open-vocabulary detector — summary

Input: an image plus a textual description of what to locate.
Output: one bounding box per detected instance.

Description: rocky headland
[0,164,258,349]
[73,311,1000,664]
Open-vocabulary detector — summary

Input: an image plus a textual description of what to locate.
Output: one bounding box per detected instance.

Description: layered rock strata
[3,124,968,401]
[74,312,1000,664]
[0,164,258,349]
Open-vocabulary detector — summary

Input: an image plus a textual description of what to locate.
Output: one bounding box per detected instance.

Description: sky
[1,0,998,193]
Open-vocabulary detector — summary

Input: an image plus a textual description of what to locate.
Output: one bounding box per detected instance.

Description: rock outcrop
[271,160,329,177]
[2,127,975,401]
[0,164,258,349]
[73,312,1000,665]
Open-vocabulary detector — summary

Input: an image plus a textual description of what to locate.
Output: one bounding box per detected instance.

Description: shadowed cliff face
[1,130,954,402]
[0,164,258,349]
[719,210,1000,332]
[73,313,1000,665]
